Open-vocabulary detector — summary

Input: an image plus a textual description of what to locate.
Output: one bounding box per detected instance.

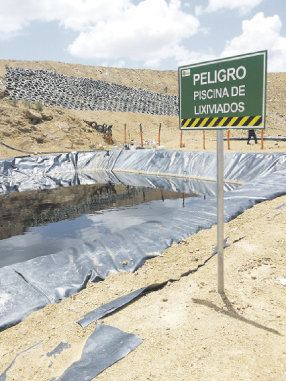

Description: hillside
[0,60,178,94]
[0,60,285,159]
[0,61,285,381]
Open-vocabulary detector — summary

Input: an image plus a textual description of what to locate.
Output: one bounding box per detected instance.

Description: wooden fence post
[180,130,183,148]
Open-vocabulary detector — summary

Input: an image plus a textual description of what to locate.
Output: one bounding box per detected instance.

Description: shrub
[34,101,43,112]
[23,100,32,109]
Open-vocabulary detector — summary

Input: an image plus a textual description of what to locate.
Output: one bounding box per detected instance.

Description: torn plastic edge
[0,341,42,381]
[47,342,71,358]
[52,324,142,381]
[77,239,229,328]
[78,287,148,328]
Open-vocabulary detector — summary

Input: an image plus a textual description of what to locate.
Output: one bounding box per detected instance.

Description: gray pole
[217,129,224,294]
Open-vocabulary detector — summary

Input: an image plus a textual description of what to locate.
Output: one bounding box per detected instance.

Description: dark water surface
[0,183,198,267]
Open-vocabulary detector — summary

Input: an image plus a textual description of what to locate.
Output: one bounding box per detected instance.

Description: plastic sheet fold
[52,324,142,381]
[0,149,285,331]
[78,287,148,328]
[0,267,49,332]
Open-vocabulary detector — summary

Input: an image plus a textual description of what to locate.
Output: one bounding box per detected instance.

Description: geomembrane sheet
[0,149,285,330]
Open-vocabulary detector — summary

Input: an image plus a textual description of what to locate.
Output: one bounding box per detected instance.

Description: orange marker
[140,124,143,147]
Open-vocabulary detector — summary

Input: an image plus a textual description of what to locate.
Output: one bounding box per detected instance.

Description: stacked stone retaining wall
[5,67,179,116]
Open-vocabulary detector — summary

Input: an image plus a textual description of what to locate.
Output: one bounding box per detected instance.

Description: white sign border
[178,50,267,131]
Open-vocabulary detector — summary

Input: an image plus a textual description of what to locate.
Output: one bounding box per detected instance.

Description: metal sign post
[217,129,224,293]
[178,50,267,294]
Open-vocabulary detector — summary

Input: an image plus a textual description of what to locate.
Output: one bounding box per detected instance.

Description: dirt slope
[1,195,285,381]
[0,60,177,94]
[0,60,285,381]
[0,60,286,159]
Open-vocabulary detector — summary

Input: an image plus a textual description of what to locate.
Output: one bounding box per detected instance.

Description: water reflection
[0,183,197,267]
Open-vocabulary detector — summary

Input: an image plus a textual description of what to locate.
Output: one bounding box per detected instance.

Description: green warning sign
[178,51,267,130]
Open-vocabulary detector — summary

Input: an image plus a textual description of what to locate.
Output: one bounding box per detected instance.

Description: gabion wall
[5,67,179,116]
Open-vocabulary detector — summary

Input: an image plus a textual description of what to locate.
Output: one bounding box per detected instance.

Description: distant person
[247,129,258,144]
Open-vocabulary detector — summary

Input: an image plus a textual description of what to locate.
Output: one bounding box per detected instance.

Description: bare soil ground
[0,61,286,157]
[0,60,285,381]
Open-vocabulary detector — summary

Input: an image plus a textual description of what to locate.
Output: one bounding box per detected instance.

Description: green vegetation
[22,99,44,111]
[23,100,32,109]
[34,101,44,111]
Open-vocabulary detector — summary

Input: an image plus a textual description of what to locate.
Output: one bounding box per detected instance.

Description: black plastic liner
[78,287,148,328]
[0,267,49,331]
[0,341,42,381]
[1,150,283,196]
[47,342,71,358]
[51,324,142,381]
[0,150,285,331]
[0,325,141,381]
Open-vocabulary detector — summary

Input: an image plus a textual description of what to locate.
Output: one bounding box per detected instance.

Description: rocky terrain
[0,60,285,381]
[0,60,286,158]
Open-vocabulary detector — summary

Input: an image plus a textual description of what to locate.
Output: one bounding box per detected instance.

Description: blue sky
[0,0,285,71]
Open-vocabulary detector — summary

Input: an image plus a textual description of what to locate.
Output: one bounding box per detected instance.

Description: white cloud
[196,0,262,16]
[56,0,131,32]
[221,12,286,72]
[172,45,216,67]
[68,0,200,67]
[0,0,200,68]
[0,0,130,38]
